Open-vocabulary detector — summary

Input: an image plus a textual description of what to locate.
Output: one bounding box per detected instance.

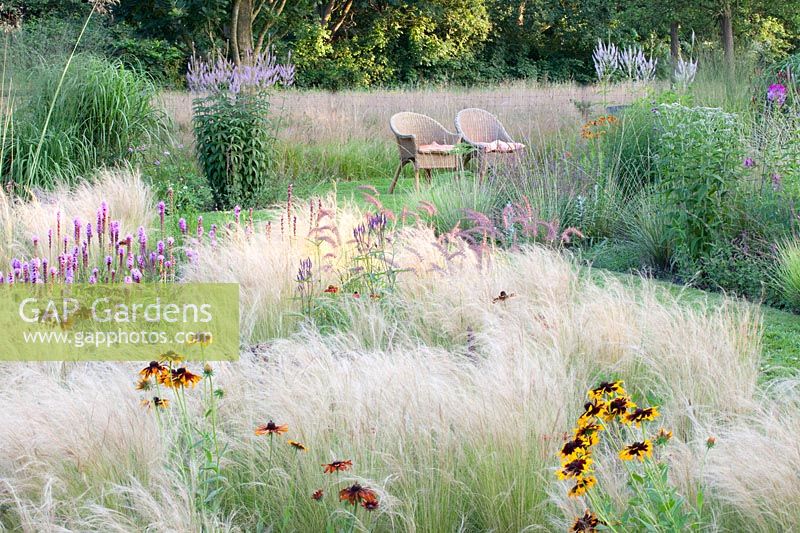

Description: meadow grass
[1,174,799,531]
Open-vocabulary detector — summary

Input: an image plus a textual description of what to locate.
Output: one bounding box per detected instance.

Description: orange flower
[288,440,307,451]
[311,489,324,501]
[255,420,289,436]
[160,367,202,388]
[139,360,167,380]
[141,396,169,410]
[362,499,380,511]
[322,459,352,473]
[339,483,377,506]
[324,285,339,294]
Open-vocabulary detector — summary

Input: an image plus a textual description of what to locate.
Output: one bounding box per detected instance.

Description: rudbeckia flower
[588,381,626,401]
[141,396,169,409]
[655,428,673,445]
[568,475,597,497]
[139,360,167,380]
[339,484,377,506]
[572,510,602,532]
[161,367,202,388]
[560,437,590,460]
[622,406,659,427]
[288,440,307,451]
[254,420,289,436]
[322,460,353,473]
[603,396,635,420]
[578,400,607,423]
[619,440,653,461]
[557,456,593,479]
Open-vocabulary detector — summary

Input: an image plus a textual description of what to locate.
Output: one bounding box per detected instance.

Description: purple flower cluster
[186,50,295,94]
[767,83,787,107]
[1,202,180,285]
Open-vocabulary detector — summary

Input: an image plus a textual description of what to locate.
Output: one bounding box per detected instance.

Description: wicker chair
[389,112,461,193]
[455,108,525,180]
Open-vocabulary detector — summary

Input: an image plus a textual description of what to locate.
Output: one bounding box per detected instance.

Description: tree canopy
[12,0,800,87]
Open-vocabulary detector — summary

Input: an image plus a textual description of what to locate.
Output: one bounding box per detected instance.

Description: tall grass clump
[5,54,167,188]
[774,239,800,310]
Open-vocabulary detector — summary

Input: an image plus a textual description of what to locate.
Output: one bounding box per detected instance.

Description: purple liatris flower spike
[234,205,241,224]
[124,275,132,284]
[179,218,187,234]
[767,83,787,106]
[296,257,313,283]
[772,172,782,191]
[197,216,204,238]
[743,157,755,168]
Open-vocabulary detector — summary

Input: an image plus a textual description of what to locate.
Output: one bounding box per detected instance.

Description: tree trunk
[232,0,254,65]
[669,21,681,64]
[720,4,734,76]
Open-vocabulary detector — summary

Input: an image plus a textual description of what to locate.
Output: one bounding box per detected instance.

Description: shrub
[653,103,745,266]
[188,51,294,208]
[193,93,275,208]
[774,239,800,310]
[4,54,167,188]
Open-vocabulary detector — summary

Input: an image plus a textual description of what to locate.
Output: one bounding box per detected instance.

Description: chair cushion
[480,140,525,153]
[417,142,456,154]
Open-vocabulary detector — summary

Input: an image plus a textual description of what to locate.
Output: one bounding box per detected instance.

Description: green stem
[27,5,97,186]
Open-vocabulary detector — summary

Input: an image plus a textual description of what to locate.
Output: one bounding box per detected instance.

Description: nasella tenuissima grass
[0,174,797,531]
[0,168,154,266]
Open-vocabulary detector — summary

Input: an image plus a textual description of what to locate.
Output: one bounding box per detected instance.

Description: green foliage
[131,142,214,214]
[4,54,167,188]
[623,193,675,273]
[653,103,745,265]
[774,239,800,310]
[404,176,504,235]
[192,92,275,208]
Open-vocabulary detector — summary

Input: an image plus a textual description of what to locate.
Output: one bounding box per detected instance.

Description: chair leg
[414,167,420,191]
[424,169,432,183]
[389,162,403,194]
[478,156,487,184]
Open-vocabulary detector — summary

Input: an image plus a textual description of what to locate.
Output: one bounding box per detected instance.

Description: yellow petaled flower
[255,420,289,436]
[136,378,152,391]
[568,475,597,498]
[578,400,608,424]
[572,509,602,532]
[159,350,184,364]
[160,367,202,389]
[141,396,169,410]
[560,436,590,461]
[619,440,653,462]
[188,332,213,346]
[655,428,673,445]
[557,456,593,479]
[623,406,659,427]
[288,440,307,451]
[588,381,626,401]
[574,423,601,446]
[139,360,167,380]
[603,396,636,421]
